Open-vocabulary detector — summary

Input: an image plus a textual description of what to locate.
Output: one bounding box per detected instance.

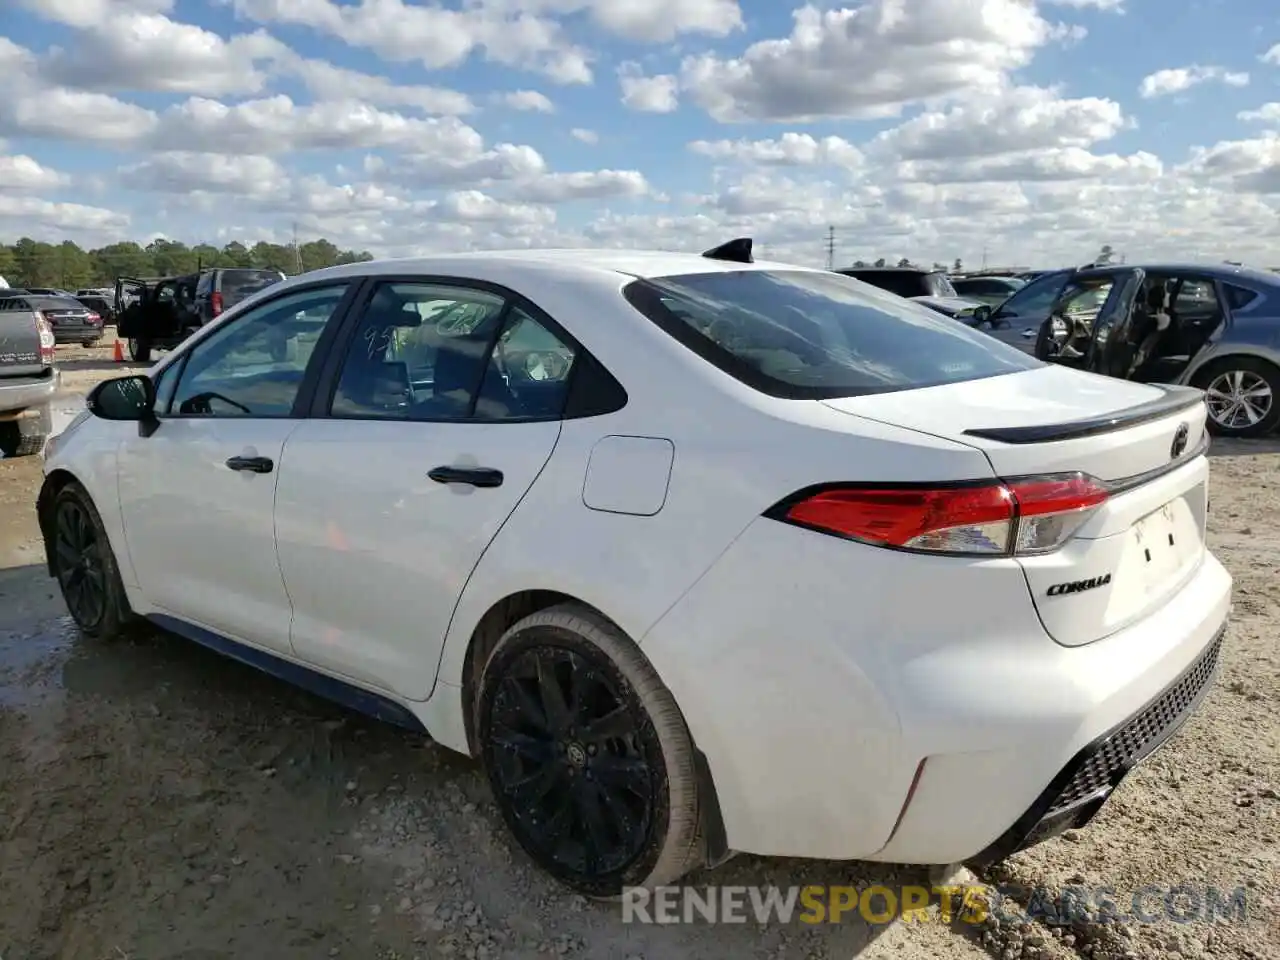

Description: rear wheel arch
[458,589,595,756]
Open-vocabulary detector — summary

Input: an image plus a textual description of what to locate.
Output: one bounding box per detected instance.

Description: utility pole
[292,221,303,275]
[981,245,989,271]
[825,225,836,270]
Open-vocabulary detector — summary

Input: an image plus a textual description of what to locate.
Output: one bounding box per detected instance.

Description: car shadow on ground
[0,558,982,960]
[1207,436,1280,457]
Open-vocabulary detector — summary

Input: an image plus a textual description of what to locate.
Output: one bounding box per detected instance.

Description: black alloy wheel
[53,497,108,630]
[485,643,659,881]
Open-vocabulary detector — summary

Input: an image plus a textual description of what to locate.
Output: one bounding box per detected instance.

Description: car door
[273,279,574,700]
[1063,268,1144,376]
[988,269,1074,353]
[115,281,357,651]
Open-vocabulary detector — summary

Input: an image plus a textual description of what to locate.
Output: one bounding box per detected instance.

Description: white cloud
[869,85,1126,160]
[227,0,593,84]
[690,133,864,169]
[497,90,556,113]
[118,152,289,196]
[1238,103,1280,124]
[680,0,1059,123]
[1180,134,1280,194]
[1262,44,1280,65]
[0,154,70,192]
[1139,65,1250,99]
[570,128,599,144]
[619,64,679,113]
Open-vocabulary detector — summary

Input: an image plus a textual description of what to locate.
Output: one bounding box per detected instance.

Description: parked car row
[837,262,1280,439]
[114,267,286,362]
[0,289,106,347]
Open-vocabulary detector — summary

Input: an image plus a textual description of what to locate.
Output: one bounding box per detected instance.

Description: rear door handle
[225,455,274,474]
[428,466,504,488]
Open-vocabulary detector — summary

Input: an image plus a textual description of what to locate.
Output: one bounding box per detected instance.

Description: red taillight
[771,473,1110,557]
[34,311,55,365]
[211,291,223,316]
[86,311,101,325]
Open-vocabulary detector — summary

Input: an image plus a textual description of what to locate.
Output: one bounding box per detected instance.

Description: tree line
[0,238,374,290]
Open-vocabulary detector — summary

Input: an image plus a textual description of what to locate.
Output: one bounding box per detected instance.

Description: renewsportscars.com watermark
[621,884,1252,926]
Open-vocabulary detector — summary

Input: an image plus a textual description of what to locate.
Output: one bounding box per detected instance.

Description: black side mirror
[86,375,155,421]
[971,304,992,326]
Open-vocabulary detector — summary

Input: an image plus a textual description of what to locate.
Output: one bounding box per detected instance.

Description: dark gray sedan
[963,262,1280,438]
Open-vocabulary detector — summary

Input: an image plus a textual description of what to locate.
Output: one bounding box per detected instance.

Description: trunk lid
[822,366,1210,647]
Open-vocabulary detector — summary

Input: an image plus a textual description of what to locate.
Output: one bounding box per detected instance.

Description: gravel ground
[0,340,1275,960]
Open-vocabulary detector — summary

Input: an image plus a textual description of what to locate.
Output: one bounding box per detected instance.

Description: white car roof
[294,249,821,285]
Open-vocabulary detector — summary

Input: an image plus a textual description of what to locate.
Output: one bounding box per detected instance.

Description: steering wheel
[178,391,252,416]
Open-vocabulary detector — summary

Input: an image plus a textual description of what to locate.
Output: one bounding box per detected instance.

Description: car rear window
[623,269,1040,399]
[220,269,284,306]
[26,296,84,311]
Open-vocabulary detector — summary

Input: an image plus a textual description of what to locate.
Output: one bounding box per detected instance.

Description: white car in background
[38,240,1229,896]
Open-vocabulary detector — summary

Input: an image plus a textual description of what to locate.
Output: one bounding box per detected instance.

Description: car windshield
[624,270,1039,399]
[924,273,958,298]
[221,269,284,307]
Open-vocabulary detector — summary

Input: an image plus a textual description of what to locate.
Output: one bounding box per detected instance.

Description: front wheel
[1195,357,1280,438]
[477,605,703,898]
[48,481,136,639]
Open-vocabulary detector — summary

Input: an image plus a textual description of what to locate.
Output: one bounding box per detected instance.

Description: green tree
[0,236,375,287]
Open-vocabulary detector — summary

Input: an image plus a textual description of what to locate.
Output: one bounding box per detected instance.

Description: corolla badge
[1171,422,1190,460]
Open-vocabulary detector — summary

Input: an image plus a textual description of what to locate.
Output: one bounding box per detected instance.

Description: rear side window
[846,272,921,298]
[1223,284,1258,311]
[624,270,1039,400]
[219,269,285,307]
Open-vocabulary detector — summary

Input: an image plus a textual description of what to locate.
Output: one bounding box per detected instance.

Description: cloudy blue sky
[1,0,1279,268]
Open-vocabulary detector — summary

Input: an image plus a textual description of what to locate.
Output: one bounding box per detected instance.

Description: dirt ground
[1,339,1276,960]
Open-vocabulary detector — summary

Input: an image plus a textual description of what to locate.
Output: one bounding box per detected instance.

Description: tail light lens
[34,312,55,365]
[211,291,223,316]
[769,473,1110,557]
[86,311,101,325]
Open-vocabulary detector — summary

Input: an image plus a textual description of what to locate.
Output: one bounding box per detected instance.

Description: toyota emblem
[1171,422,1189,459]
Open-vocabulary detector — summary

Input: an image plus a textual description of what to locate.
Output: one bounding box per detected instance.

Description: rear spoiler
[963,385,1205,444]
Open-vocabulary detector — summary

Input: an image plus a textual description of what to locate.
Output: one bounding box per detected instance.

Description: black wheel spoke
[535,654,571,734]
[591,754,650,796]
[580,705,631,744]
[491,726,553,763]
[507,759,564,805]
[575,779,612,873]
[503,676,549,732]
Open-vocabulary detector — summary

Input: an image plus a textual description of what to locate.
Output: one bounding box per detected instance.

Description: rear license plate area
[1129,497,1199,594]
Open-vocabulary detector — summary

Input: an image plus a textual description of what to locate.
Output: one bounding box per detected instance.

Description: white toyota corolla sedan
[37,240,1230,897]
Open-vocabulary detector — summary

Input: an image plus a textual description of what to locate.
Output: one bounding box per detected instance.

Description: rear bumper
[641,516,1233,864]
[51,324,104,343]
[0,368,58,439]
[967,623,1224,866]
[0,369,58,415]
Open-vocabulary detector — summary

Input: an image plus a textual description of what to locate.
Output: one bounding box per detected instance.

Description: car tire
[48,481,137,640]
[0,423,45,458]
[1192,357,1280,439]
[476,603,703,899]
[128,338,151,363]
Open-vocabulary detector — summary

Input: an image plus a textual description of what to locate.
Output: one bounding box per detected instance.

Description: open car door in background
[1032,269,1143,373]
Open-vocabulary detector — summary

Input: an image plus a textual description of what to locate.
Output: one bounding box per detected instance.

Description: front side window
[169,284,348,417]
[624,269,1039,399]
[995,271,1071,319]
